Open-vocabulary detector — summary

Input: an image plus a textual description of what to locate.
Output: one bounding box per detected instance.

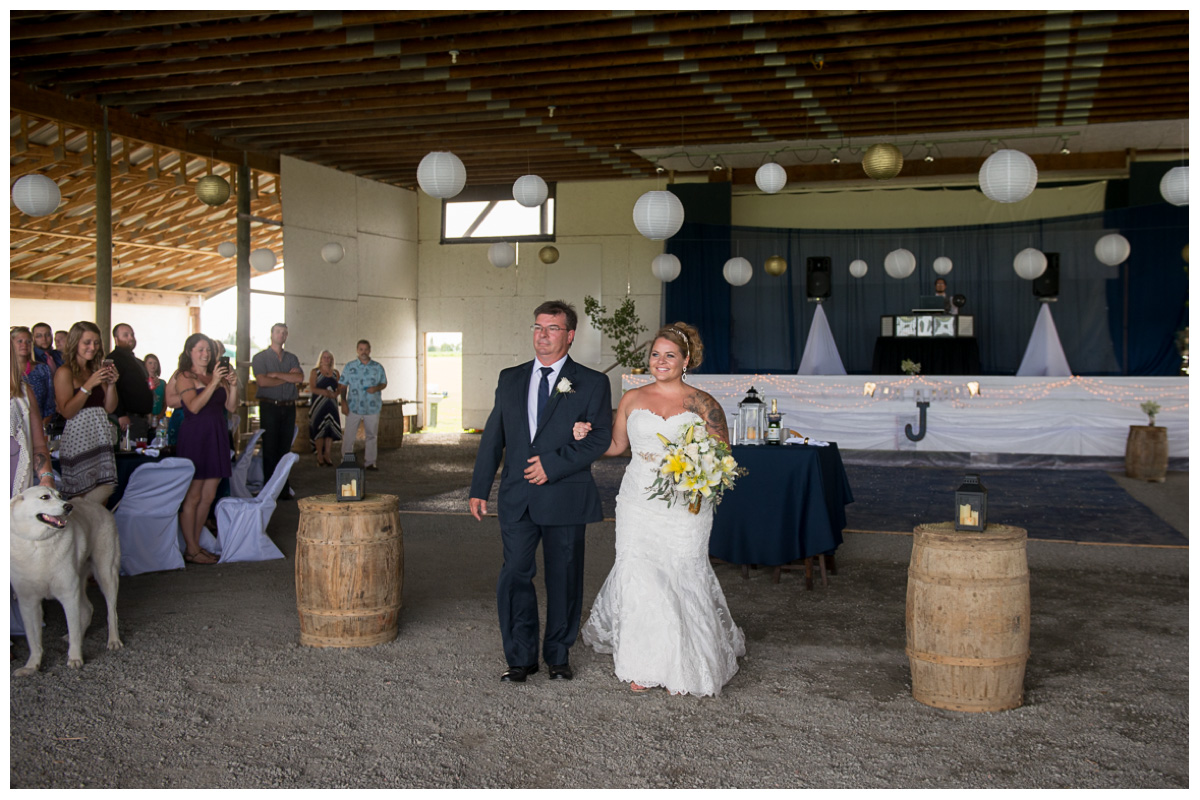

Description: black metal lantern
[954,473,987,531]
[336,453,365,502]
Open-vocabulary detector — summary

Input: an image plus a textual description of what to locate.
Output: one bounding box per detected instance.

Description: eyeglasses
[530,324,568,335]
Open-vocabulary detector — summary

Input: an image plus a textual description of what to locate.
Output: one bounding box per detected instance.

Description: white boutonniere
[555,377,574,395]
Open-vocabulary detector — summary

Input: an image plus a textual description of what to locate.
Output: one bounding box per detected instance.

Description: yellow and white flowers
[647,420,746,513]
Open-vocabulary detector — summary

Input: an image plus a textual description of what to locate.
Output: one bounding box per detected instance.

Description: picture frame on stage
[917,316,934,337]
[933,317,956,337]
[896,316,917,337]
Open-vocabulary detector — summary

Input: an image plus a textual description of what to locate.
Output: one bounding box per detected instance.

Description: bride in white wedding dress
[576,322,745,696]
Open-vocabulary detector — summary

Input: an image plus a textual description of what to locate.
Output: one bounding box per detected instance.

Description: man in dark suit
[470,300,612,683]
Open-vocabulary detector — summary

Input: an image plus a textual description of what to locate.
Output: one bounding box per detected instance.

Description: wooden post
[237,157,251,386]
[95,110,113,350]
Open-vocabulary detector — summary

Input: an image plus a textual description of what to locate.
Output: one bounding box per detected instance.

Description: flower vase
[688,496,702,515]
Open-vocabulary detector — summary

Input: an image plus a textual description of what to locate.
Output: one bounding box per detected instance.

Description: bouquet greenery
[647,420,746,514]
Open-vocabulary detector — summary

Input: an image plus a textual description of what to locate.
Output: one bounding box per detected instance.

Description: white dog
[10,486,123,676]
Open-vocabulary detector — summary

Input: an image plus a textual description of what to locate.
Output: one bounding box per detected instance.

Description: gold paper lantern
[538,245,560,264]
[862,143,904,180]
[764,255,788,276]
[195,174,231,206]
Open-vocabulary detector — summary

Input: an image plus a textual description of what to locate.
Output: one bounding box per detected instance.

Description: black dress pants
[259,401,296,493]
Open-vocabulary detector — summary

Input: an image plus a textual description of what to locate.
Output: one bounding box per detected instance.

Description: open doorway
[424,332,462,431]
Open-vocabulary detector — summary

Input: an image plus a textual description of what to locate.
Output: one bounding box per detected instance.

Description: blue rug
[400,461,1186,548]
[840,465,1187,547]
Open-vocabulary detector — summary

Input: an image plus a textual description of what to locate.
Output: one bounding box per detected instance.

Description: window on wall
[441,183,556,244]
[202,269,285,361]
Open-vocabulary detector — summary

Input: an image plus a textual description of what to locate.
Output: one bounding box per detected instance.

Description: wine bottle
[766,398,782,445]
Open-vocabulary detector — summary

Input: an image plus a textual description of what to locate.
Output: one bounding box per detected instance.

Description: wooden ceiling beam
[10,11,468,56]
[50,12,1185,100]
[10,82,281,174]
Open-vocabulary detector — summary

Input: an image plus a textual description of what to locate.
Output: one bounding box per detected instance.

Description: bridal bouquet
[647,420,746,514]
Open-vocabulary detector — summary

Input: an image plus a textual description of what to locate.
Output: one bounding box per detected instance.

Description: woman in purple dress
[167,333,238,565]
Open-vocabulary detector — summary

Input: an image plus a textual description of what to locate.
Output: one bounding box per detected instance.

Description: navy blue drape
[663,204,1187,376]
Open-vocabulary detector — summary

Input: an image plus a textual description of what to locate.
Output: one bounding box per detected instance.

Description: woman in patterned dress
[308,349,343,466]
[52,321,119,504]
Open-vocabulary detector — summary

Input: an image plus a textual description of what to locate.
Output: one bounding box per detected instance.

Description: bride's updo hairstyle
[652,322,703,372]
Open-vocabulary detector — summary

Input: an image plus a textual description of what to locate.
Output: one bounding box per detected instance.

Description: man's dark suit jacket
[470,355,612,526]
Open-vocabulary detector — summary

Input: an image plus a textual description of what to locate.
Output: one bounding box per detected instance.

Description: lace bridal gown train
[582,409,745,696]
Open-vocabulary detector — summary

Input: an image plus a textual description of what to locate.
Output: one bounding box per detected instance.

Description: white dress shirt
[527,354,568,440]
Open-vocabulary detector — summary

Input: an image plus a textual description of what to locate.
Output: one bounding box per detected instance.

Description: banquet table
[710,443,854,583]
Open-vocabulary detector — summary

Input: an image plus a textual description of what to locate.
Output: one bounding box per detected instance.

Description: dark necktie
[536,366,553,427]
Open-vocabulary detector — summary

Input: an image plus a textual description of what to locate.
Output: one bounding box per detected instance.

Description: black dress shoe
[501,664,539,683]
[548,662,573,681]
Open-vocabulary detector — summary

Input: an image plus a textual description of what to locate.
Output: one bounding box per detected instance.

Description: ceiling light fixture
[449,49,459,64]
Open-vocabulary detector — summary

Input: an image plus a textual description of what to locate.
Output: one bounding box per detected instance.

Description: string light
[622,374,1187,415]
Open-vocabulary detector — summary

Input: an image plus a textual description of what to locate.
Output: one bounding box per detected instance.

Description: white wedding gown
[582,409,745,696]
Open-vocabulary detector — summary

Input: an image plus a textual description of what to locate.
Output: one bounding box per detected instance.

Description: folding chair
[113,457,194,575]
[208,452,297,563]
[229,428,265,499]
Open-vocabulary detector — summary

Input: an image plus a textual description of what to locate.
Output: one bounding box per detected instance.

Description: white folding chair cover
[211,452,296,563]
[230,428,265,499]
[245,426,296,495]
[11,589,25,636]
[114,457,194,575]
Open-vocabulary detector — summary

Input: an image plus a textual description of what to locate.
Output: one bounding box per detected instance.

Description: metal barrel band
[906,647,1030,667]
[907,568,1029,587]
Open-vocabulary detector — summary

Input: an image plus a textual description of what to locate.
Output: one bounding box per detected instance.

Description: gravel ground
[9,434,1189,789]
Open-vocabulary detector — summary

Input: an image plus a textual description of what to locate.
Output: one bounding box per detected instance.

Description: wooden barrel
[906,522,1030,712]
[296,493,403,647]
[1125,425,1168,482]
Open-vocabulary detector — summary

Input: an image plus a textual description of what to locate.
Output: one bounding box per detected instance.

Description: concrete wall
[417,179,668,430]
[9,297,192,368]
[280,156,418,404]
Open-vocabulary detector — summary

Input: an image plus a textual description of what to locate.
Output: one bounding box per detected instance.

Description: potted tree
[583,295,648,373]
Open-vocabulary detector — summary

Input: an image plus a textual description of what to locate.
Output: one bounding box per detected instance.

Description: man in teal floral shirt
[339,339,388,470]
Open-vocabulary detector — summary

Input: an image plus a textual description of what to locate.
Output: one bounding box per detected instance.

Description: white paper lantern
[979,149,1038,203]
[1013,247,1048,280]
[883,248,916,279]
[417,151,466,199]
[216,242,237,258]
[488,242,516,269]
[321,242,345,264]
[11,174,62,216]
[754,162,787,194]
[1094,233,1130,266]
[723,256,753,286]
[632,190,685,240]
[249,248,277,272]
[195,174,231,206]
[651,253,682,282]
[1159,166,1188,206]
[848,259,868,278]
[512,174,548,207]
[932,256,953,275]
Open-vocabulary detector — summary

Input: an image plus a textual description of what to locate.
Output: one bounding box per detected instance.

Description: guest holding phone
[52,321,119,504]
[167,333,239,565]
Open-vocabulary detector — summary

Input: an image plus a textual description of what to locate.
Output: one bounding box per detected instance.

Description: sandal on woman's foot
[630,682,652,693]
[185,551,218,565]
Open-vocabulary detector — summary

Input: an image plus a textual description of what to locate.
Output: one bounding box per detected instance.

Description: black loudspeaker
[806,256,832,298]
[1032,252,1060,298]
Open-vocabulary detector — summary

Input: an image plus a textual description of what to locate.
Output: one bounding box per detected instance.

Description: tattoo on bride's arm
[685,394,729,441]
